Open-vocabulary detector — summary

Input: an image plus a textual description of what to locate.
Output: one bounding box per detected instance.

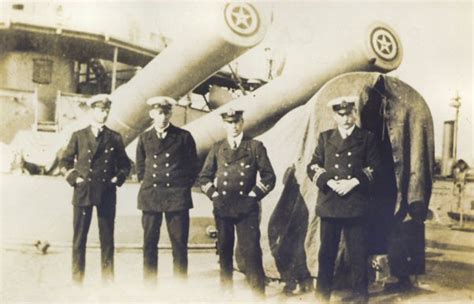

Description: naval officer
[307,96,381,303]
[136,96,198,282]
[198,109,276,296]
[61,94,131,284]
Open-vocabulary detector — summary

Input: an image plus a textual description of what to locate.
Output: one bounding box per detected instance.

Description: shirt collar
[91,123,105,130]
[338,125,355,139]
[90,124,105,136]
[228,132,243,148]
[155,123,170,134]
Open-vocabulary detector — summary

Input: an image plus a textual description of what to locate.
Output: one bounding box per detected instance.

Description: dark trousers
[142,210,189,281]
[317,217,368,301]
[215,208,265,294]
[72,204,116,283]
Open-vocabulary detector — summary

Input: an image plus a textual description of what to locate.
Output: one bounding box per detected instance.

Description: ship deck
[1,174,473,302]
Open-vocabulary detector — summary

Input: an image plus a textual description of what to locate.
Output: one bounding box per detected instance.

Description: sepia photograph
[0,0,473,302]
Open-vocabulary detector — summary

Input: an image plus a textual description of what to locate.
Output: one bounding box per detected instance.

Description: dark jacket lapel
[154,124,177,155]
[84,126,99,156]
[223,136,251,164]
[337,127,363,153]
[327,129,344,149]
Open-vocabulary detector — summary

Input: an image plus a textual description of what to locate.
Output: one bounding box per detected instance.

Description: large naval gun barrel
[106,2,270,144]
[184,21,403,157]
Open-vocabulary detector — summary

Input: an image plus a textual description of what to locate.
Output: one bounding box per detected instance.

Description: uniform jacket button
[222,191,227,195]
[240,181,244,186]
[239,191,244,195]
[347,175,352,179]
[153,164,157,168]
[225,163,228,167]
[223,181,228,185]
[103,169,107,172]
[166,183,170,187]
[240,162,244,167]
[165,153,170,158]
[88,178,91,181]
[153,155,157,159]
[348,164,352,168]
[88,160,91,163]
[348,152,352,156]
[335,153,340,157]
[165,163,169,167]
[335,164,339,168]
[153,173,156,177]
[335,176,339,180]
[153,184,157,187]
[102,179,106,182]
[89,169,92,172]
[224,172,228,176]
[166,173,170,177]
[105,160,108,163]
[240,172,245,176]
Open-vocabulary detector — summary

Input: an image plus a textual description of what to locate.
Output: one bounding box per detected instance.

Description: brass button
[223,181,228,186]
[240,181,244,186]
[105,160,108,163]
[102,179,106,182]
[348,164,352,168]
[347,175,352,179]
[89,169,92,172]
[240,172,245,176]
[240,162,244,167]
[348,152,352,156]
[239,191,244,195]
[88,149,91,153]
[88,178,91,181]
[88,160,91,163]
[225,163,228,167]
[166,173,170,177]
[153,174,156,177]
[153,184,157,187]
[224,172,228,176]
[153,164,157,168]
[335,153,340,157]
[222,191,227,195]
[103,169,107,172]
[165,153,170,158]
[153,155,157,159]
[166,183,170,187]
[335,164,339,168]
[165,163,169,167]
[335,176,339,180]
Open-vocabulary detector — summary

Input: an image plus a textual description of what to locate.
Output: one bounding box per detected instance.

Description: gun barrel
[184,21,403,157]
[106,2,271,145]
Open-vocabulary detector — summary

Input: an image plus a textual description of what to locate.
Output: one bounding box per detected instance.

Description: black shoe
[283,280,297,296]
[299,278,314,293]
[341,293,369,304]
[384,278,414,293]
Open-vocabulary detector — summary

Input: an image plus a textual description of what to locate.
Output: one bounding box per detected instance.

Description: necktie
[96,127,103,140]
[157,132,164,140]
[232,140,237,149]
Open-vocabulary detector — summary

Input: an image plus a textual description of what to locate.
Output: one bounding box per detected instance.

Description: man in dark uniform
[136,96,198,282]
[61,94,131,284]
[307,96,381,303]
[198,109,276,296]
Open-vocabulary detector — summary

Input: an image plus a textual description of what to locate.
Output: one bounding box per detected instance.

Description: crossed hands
[327,178,359,196]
